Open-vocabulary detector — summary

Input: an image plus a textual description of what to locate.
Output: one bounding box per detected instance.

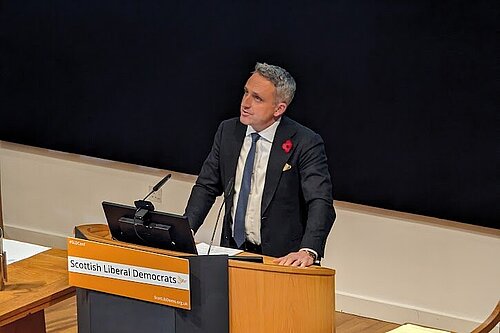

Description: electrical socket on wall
[148,186,162,203]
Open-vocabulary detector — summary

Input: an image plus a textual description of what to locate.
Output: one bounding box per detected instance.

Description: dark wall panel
[0,1,497,228]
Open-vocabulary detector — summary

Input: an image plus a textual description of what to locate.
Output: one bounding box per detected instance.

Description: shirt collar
[246,117,281,143]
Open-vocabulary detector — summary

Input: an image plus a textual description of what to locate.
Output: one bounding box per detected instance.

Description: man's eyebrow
[252,92,263,99]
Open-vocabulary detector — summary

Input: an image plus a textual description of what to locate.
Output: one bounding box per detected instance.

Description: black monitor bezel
[102,201,197,255]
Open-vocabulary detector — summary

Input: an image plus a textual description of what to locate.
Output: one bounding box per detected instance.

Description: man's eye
[255,96,262,102]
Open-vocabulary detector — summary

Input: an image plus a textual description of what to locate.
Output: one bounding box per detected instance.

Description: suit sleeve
[184,122,224,232]
[298,133,336,258]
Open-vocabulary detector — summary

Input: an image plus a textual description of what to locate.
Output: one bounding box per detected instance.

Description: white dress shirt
[231,119,281,245]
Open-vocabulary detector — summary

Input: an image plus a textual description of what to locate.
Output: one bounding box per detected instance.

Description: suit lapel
[225,119,246,209]
[227,120,246,176]
[261,116,297,215]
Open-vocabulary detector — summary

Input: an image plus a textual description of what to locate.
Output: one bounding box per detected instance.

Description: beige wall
[1,141,499,333]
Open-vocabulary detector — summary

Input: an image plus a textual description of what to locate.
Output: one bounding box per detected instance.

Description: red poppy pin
[282,139,293,153]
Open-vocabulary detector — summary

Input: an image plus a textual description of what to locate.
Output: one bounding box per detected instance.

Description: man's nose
[241,94,251,108]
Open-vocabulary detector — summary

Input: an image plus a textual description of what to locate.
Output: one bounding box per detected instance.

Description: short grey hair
[253,62,296,105]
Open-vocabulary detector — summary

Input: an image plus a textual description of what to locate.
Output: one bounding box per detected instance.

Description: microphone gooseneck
[133,173,172,243]
[143,173,172,201]
[207,178,234,255]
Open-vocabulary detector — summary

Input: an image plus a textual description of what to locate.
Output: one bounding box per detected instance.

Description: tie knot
[251,133,260,143]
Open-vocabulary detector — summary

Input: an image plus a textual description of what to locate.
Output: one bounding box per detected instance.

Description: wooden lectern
[74,224,335,333]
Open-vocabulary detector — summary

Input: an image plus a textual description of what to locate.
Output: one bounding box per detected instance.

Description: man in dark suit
[185,63,335,267]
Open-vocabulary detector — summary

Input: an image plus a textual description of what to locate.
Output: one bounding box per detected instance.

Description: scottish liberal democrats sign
[67,237,191,309]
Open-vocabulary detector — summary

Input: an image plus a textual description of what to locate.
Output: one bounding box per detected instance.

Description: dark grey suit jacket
[185,116,335,258]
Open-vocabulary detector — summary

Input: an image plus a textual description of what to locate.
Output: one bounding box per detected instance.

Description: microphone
[207,178,234,255]
[143,173,172,201]
[134,173,172,212]
[132,173,172,241]
[151,173,172,193]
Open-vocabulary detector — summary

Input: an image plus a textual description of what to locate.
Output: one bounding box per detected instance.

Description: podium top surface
[75,224,335,277]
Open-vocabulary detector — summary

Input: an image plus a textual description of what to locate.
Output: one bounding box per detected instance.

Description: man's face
[240,73,287,132]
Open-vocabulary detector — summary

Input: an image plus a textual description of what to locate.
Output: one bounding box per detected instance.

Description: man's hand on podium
[273,250,314,267]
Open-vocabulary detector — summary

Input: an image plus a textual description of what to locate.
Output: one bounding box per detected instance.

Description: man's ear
[274,102,288,117]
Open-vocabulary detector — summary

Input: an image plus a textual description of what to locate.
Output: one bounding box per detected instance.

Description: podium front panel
[75,230,229,333]
[77,288,176,333]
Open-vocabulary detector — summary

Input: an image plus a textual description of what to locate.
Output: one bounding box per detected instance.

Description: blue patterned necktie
[233,133,260,247]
